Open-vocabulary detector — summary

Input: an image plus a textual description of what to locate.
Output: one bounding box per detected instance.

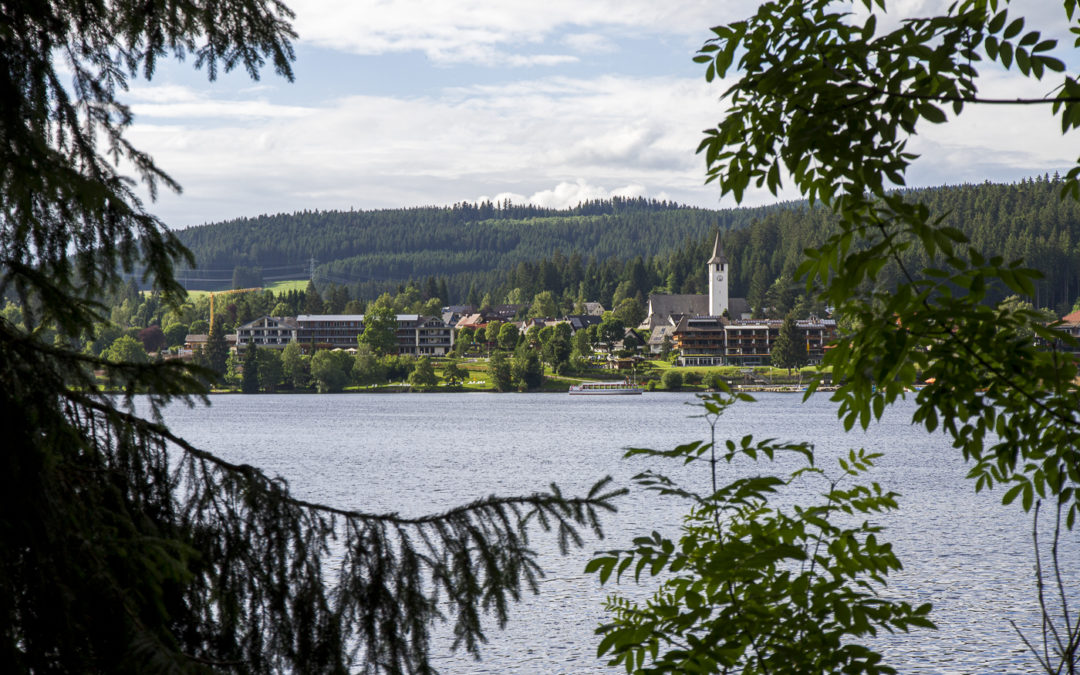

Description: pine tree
[1,3,623,672]
[242,342,261,393]
[770,313,806,374]
[488,351,514,391]
[303,279,325,314]
[206,317,230,378]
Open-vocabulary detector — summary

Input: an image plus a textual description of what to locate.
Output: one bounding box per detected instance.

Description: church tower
[707,230,729,316]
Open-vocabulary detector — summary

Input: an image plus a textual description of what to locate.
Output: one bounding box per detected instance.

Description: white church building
[644,231,837,366]
[644,231,750,333]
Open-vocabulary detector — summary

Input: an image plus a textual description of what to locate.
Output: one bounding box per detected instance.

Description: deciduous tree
[408,355,439,389]
[281,339,310,389]
[590,394,933,673]
[686,0,1080,669]
[163,322,189,348]
[1,3,623,672]
[310,349,351,393]
[498,321,520,351]
[359,304,398,356]
[137,325,167,353]
[352,343,386,385]
[442,357,468,386]
[102,335,148,364]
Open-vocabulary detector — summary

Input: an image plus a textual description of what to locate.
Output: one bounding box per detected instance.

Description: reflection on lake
[154,392,1078,674]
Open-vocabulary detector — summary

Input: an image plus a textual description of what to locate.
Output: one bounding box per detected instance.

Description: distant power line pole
[308,256,318,281]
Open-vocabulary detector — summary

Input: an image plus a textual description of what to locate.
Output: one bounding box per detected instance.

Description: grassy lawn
[436,360,491,390]
[159,280,306,301]
[264,279,308,294]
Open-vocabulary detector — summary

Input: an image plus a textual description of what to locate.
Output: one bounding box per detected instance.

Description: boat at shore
[568,380,643,395]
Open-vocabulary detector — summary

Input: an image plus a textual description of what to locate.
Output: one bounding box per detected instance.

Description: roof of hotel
[296,314,421,321]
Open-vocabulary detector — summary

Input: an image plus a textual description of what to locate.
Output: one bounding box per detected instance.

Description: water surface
[156,392,1078,673]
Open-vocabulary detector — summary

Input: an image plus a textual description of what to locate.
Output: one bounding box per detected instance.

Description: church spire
[707,230,727,265]
[707,229,729,317]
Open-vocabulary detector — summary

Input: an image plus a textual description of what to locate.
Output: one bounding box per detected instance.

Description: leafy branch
[588,393,931,674]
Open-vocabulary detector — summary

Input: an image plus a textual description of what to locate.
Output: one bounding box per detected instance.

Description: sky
[120,0,1080,229]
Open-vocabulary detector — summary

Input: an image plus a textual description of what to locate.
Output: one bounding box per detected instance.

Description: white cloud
[486,179,649,209]
[905,69,1078,187]
[562,33,617,54]
[130,72,730,226]
[131,100,313,119]
[123,0,1079,228]
[127,84,313,119]
[288,0,761,64]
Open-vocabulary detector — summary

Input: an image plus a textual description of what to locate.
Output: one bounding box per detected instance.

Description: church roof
[728,297,751,318]
[648,294,709,318]
[707,230,727,265]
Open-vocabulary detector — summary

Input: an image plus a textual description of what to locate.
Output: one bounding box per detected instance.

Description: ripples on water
[154,392,1078,674]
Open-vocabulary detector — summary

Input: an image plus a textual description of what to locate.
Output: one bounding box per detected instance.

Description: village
[175,234,841,392]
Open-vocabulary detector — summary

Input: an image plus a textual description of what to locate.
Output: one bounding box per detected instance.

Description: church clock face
[715,273,723,281]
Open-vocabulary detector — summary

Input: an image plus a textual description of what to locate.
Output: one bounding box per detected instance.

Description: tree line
[164,178,1080,320]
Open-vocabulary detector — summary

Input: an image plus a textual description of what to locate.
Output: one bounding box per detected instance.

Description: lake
[154,391,1078,674]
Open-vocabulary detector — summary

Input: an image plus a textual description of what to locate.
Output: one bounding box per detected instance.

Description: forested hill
[171,197,788,290]
[173,178,1080,315]
[709,175,1080,314]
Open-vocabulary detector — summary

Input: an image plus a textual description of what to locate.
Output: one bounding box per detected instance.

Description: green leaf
[1015,47,1030,76]
[999,41,1014,68]
[918,103,947,124]
[1002,482,1024,506]
[1003,17,1024,40]
[987,10,1007,34]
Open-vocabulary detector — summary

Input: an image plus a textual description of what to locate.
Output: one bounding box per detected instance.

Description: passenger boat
[568,380,643,395]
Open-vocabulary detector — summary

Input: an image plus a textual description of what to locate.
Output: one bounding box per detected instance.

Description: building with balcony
[287,314,455,355]
[672,316,837,367]
[235,316,298,349]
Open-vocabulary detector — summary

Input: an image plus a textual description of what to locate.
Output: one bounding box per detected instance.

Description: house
[563,314,603,333]
[618,328,647,352]
[412,315,455,355]
[647,325,676,354]
[235,316,298,349]
[455,313,486,334]
[485,304,526,321]
[441,305,475,330]
[183,333,238,353]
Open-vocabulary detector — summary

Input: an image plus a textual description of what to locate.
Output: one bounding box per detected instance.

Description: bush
[662,370,683,390]
[684,371,703,386]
